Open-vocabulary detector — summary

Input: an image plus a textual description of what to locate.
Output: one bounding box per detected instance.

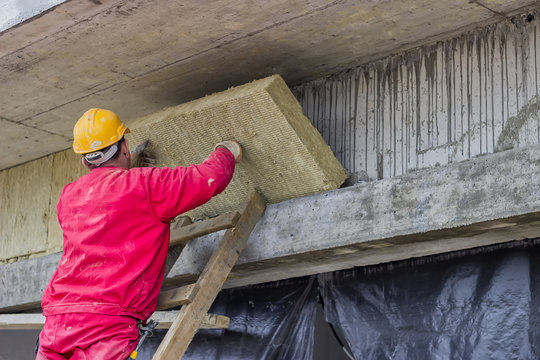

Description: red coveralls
[37,148,235,359]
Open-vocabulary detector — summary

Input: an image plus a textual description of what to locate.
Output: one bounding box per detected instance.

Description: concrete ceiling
[0,0,536,170]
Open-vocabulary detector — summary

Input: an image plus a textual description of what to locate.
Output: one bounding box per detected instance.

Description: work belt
[129,319,159,359]
[34,317,160,358]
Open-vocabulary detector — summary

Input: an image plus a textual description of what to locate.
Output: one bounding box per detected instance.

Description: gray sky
[0,0,66,32]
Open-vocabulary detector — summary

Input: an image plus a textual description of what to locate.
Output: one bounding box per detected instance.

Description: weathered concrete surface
[1,0,537,170]
[2,143,539,311]
[293,12,540,181]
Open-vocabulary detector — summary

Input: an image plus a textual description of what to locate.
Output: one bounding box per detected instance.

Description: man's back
[42,149,235,321]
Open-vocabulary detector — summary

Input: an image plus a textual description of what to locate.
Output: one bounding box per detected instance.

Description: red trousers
[36,313,139,360]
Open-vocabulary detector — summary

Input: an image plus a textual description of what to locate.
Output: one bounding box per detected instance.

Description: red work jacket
[41,148,235,321]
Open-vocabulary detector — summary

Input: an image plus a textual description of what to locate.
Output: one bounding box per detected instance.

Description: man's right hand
[215,140,243,163]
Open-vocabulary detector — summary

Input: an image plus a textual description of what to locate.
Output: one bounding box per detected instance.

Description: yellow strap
[129,350,138,359]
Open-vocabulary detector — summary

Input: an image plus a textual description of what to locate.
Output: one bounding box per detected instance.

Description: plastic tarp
[319,247,540,360]
[139,276,318,359]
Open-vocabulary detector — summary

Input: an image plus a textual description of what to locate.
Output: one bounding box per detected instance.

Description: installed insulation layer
[0,150,89,261]
[127,75,348,220]
[0,159,52,260]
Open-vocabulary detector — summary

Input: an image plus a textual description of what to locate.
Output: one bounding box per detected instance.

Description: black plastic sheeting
[319,246,540,360]
[139,276,318,360]
[136,244,540,359]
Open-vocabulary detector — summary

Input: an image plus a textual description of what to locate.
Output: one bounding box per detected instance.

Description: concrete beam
[168,142,540,286]
[0,253,59,312]
[2,144,540,311]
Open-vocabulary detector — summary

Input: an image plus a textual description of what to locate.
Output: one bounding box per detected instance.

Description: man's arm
[146,141,241,222]
[215,140,242,163]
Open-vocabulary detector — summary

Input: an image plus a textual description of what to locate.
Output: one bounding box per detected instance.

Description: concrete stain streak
[293,10,540,181]
[495,95,540,152]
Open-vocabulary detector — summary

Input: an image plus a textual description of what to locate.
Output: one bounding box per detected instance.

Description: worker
[36,108,242,359]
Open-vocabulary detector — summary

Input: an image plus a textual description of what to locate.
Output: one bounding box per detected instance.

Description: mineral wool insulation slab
[127,75,348,220]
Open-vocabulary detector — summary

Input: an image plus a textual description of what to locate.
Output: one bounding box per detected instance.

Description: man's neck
[89,160,128,170]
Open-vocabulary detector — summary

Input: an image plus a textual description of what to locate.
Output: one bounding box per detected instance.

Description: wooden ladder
[152,190,266,360]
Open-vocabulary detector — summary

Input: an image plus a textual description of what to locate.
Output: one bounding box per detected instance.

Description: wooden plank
[169,211,241,248]
[0,301,41,314]
[153,312,230,330]
[0,313,44,330]
[157,283,200,310]
[153,191,266,360]
[0,312,229,330]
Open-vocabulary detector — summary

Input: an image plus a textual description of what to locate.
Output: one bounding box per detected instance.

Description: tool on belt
[129,319,159,359]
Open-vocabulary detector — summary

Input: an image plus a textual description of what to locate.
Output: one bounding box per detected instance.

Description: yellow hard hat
[73,108,130,154]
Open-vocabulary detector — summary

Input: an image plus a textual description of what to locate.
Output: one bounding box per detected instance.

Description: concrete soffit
[1,143,540,312]
[1,0,539,170]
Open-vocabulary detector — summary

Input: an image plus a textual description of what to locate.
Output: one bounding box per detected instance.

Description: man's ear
[122,139,130,156]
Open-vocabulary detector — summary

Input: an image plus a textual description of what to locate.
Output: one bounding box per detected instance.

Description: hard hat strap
[84,144,118,166]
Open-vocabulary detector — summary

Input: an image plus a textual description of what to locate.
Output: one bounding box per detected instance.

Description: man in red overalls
[37,108,241,359]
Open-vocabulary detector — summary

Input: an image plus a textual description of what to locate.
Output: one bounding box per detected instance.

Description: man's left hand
[130,140,157,168]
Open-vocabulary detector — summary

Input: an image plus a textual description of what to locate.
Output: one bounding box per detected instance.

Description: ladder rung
[198,313,230,329]
[169,211,241,247]
[0,313,43,330]
[157,283,200,310]
[152,312,229,329]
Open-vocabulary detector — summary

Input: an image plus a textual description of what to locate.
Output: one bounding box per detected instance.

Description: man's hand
[130,140,157,168]
[215,140,242,163]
